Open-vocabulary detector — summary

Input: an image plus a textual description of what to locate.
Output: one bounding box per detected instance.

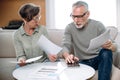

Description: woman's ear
[22,19,27,24]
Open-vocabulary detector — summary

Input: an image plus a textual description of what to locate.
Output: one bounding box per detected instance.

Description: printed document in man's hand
[87,30,110,51]
[37,35,62,55]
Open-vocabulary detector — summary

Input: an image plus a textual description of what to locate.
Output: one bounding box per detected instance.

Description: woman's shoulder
[14,26,24,36]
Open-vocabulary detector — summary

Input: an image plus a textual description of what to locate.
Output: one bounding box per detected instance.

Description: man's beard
[76,24,84,29]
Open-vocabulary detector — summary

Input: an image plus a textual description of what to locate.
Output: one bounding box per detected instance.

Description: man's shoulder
[89,19,104,25]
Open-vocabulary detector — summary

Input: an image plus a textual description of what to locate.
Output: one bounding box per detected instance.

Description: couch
[0,26,120,80]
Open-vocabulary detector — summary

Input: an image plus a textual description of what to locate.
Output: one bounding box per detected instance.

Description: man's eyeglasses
[33,15,41,21]
[70,11,88,18]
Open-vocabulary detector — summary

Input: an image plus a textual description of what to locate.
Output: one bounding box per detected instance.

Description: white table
[13,60,95,80]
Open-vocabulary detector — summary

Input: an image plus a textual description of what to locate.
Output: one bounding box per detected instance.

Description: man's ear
[86,11,90,17]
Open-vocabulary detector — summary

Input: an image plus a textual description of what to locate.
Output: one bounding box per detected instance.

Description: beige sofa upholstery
[0,27,120,80]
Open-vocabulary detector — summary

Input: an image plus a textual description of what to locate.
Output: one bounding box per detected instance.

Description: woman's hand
[18,58,26,66]
[48,54,58,62]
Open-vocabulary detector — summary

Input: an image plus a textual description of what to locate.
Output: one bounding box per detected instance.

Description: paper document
[37,35,62,54]
[29,62,66,80]
[87,30,110,51]
[29,65,58,80]
[10,56,42,64]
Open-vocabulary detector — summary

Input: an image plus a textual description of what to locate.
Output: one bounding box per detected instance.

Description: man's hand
[63,52,79,63]
[48,54,57,62]
[102,40,116,51]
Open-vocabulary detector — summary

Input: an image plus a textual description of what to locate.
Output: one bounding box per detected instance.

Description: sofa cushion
[47,29,64,46]
[0,58,16,80]
[0,30,16,58]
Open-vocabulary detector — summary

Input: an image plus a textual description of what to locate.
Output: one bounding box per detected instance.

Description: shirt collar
[20,24,39,36]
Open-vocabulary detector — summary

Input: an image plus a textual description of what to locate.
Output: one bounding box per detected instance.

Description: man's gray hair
[72,1,88,11]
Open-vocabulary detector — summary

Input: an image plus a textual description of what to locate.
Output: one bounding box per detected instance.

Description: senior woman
[13,3,57,66]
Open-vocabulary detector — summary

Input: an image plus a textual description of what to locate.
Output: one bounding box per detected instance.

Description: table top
[13,60,95,80]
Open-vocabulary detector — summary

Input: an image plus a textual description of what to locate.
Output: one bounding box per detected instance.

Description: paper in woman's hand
[87,30,110,51]
[25,56,42,63]
[37,35,62,55]
[10,56,42,64]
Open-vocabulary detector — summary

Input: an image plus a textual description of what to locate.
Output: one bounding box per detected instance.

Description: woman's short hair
[19,3,40,22]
